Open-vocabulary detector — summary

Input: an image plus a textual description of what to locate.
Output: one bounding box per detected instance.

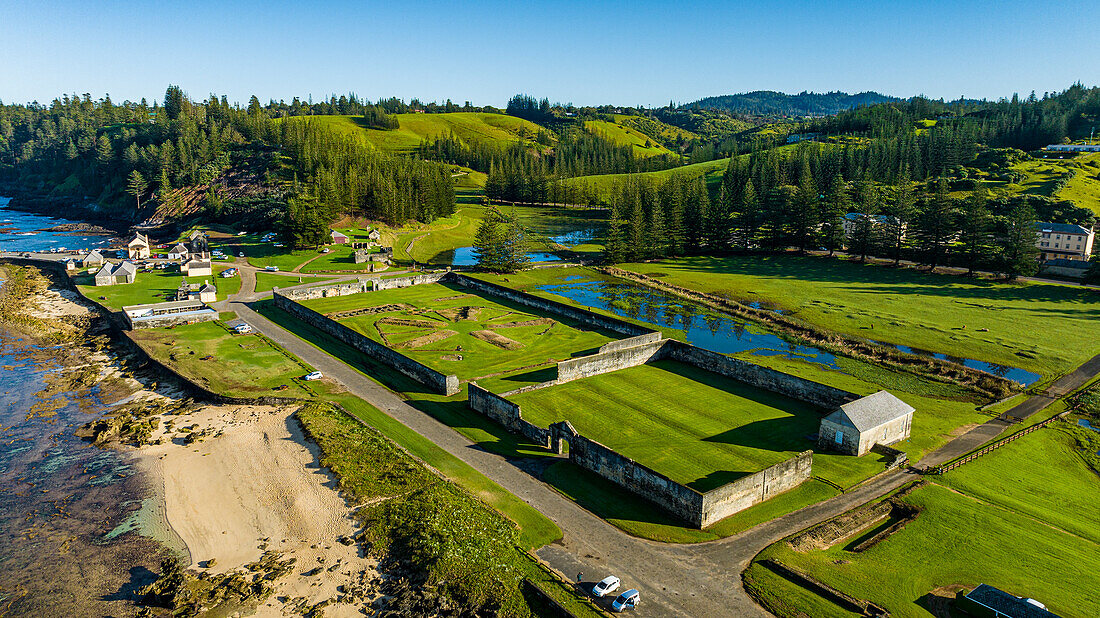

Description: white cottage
[818,391,914,456]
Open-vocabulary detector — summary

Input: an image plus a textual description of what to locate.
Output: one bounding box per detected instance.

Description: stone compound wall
[374,272,448,291]
[661,340,855,409]
[467,383,551,448]
[273,290,460,395]
[278,280,372,301]
[464,387,814,528]
[448,273,655,337]
[556,339,667,384]
[698,451,813,527]
[566,431,707,525]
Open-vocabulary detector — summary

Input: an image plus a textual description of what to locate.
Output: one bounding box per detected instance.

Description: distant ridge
[686,90,901,116]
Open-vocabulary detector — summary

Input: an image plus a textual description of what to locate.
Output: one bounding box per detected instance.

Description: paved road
[218,274,1100,616]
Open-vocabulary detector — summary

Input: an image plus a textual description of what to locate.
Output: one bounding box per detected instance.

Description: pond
[540,277,1041,387]
[539,279,841,369]
[446,246,562,267]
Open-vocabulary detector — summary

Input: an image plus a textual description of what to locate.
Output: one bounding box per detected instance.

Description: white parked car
[303,371,323,381]
[238,252,245,257]
[593,575,621,598]
[611,589,639,612]
[233,323,253,334]
[264,265,279,272]
[236,231,246,236]
[321,248,330,253]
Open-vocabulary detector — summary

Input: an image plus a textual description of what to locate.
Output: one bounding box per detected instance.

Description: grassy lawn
[129,319,316,399]
[751,480,1100,618]
[512,360,887,491]
[621,254,1100,379]
[253,272,336,293]
[300,281,614,382]
[561,158,729,203]
[384,206,485,264]
[584,119,676,157]
[75,266,239,310]
[979,152,1100,214]
[940,424,1100,543]
[285,113,547,153]
[295,400,600,618]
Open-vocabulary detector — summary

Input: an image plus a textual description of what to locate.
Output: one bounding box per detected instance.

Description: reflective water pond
[540,277,1041,386]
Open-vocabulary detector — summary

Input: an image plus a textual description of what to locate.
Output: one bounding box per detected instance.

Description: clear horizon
[2,0,1098,107]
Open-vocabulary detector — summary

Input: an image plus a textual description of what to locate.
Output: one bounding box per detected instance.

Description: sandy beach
[135,402,382,617]
[20,270,383,616]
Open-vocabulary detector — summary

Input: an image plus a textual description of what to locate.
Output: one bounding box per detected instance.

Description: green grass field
[980,152,1100,214]
[584,119,677,158]
[940,425,1100,543]
[512,360,887,491]
[560,157,729,203]
[129,318,317,399]
[622,254,1100,379]
[75,265,239,310]
[749,424,1100,618]
[285,113,548,153]
[382,206,484,264]
[300,281,614,382]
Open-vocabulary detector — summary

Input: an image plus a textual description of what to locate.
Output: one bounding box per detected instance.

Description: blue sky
[1,0,1097,107]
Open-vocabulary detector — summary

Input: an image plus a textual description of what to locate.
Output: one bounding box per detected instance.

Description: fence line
[928,413,1066,475]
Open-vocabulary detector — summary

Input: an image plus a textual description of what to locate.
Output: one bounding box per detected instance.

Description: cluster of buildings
[85,230,215,286]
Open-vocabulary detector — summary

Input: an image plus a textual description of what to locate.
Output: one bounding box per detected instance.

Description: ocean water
[0,333,166,617]
[0,197,112,254]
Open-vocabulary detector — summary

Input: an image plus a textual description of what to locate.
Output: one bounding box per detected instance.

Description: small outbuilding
[955,584,1062,618]
[330,230,349,244]
[93,261,138,286]
[181,259,213,277]
[167,243,190,260]
[188,230,210,257]
[818,390,914,456]
[177,280,217,303]
[367,229,381,242]
[127,233,151,260]
[81,249,105,268]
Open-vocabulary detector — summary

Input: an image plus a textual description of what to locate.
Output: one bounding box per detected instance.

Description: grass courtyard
[299,281,615,382]
[622,254,1100,379]
[746,424,1100,618]
[129,316,318,399]
[74,265,240,311]
[512,360,888,492]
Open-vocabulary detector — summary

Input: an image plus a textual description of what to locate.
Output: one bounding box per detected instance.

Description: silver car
[593,575,620,598]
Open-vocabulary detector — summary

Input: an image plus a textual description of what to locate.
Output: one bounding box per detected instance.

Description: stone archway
[549,420,578,455]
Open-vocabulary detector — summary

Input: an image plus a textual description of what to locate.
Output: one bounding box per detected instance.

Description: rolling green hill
[584,119,677,158]
[561,158,730,203]
[286,112,548,153]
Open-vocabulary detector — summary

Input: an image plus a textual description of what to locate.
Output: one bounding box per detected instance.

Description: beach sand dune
[137,404,380,617]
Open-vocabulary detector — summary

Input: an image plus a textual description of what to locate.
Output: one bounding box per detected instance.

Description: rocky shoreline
[0,264,389,617]
[0,185,131,234]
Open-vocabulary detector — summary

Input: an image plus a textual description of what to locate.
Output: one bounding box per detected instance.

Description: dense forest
[689,90,901,116]
[0,86,456,247]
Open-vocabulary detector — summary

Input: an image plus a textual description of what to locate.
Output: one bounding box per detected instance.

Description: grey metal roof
[83,249,103,261]
[95,263,115,277]
[965,584,1062,618]
[170,243,189,254]
[128,233,149,247]
[1035,221,1092,235]
[827,391,914,432]
[115,261,137,277]
[123,299,207,313]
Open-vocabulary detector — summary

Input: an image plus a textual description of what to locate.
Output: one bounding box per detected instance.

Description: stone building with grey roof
[817,390,914,456]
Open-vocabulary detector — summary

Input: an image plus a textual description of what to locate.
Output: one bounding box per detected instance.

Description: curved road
[189,261,1100,616]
